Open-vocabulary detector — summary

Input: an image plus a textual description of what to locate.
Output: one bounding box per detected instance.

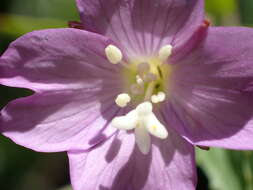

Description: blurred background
[0,0,253,189]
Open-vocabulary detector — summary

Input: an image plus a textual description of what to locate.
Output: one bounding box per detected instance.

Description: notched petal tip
[202,19,211,28]
[197,145,210,151]
[172,19,210,62]
[68,21,84,29]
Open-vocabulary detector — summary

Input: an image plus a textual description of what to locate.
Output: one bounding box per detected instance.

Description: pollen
[105,44,123,64]
[157,91,166,102]
[151,95,160,104]
[151,91,166,103]
[115,93,131,107]
[158,44,173,62]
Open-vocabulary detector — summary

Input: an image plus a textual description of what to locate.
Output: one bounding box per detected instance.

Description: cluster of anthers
[105,44,173,154]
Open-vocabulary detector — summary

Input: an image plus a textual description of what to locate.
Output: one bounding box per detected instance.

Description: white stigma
[105,44,123,64]
[135,101,152,116]
[115,93,131,107]
[158,45,173,62]
[111,110,138,130]
[111,101,168,154]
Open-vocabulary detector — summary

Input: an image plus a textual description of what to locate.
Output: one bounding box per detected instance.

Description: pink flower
[1,0,253,189]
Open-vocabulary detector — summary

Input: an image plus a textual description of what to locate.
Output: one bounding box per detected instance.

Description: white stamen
[131,84,144,95]
[136,75,144,85]
[151,95,160,104]
[111,101,168,154]
[105,44,123,64]
[151,91,166,103]
[158,45,173,62]
[115,93,131,107]
[157,91,166,102]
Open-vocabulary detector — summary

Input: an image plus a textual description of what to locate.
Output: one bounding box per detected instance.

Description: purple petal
[0,28,122,92]
[75,0,204,57]
[68,131,196,190]
[0,28,125,152]
[167,27,253,149]
[1,91,121,152]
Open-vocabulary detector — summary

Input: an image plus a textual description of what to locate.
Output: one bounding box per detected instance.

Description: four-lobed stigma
[112,102,168,154]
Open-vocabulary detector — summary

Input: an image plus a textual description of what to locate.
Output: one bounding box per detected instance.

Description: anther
[151,91,166,103]
[158,45,173,62]
[151,95,159,104]
[105,44,123,64]
[115,93,131,107]
[111,110,138,130]
[157,91,166,102]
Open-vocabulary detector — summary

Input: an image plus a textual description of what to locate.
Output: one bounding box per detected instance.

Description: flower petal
[1,90,121,152]
[68,130,196,190]
[0,28,122,92]
[168,27,253,149]
[0,29,127,152]
[75,0,204,57]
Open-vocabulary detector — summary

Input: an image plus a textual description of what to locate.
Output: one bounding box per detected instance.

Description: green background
[1,0,253,189]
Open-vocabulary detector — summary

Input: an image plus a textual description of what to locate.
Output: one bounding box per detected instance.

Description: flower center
[105,44,173,154]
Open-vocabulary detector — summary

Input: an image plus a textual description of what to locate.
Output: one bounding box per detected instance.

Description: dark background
[1,0,253,189]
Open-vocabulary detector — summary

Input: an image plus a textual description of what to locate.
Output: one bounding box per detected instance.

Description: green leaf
[58,185,73,190]
[238,0,253,25]
[196,148,243,190]
[206,0,237,16]
[0,14,67,37]
[8,0,79,20]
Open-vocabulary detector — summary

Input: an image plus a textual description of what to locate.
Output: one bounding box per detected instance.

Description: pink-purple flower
[1,0,253,189]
